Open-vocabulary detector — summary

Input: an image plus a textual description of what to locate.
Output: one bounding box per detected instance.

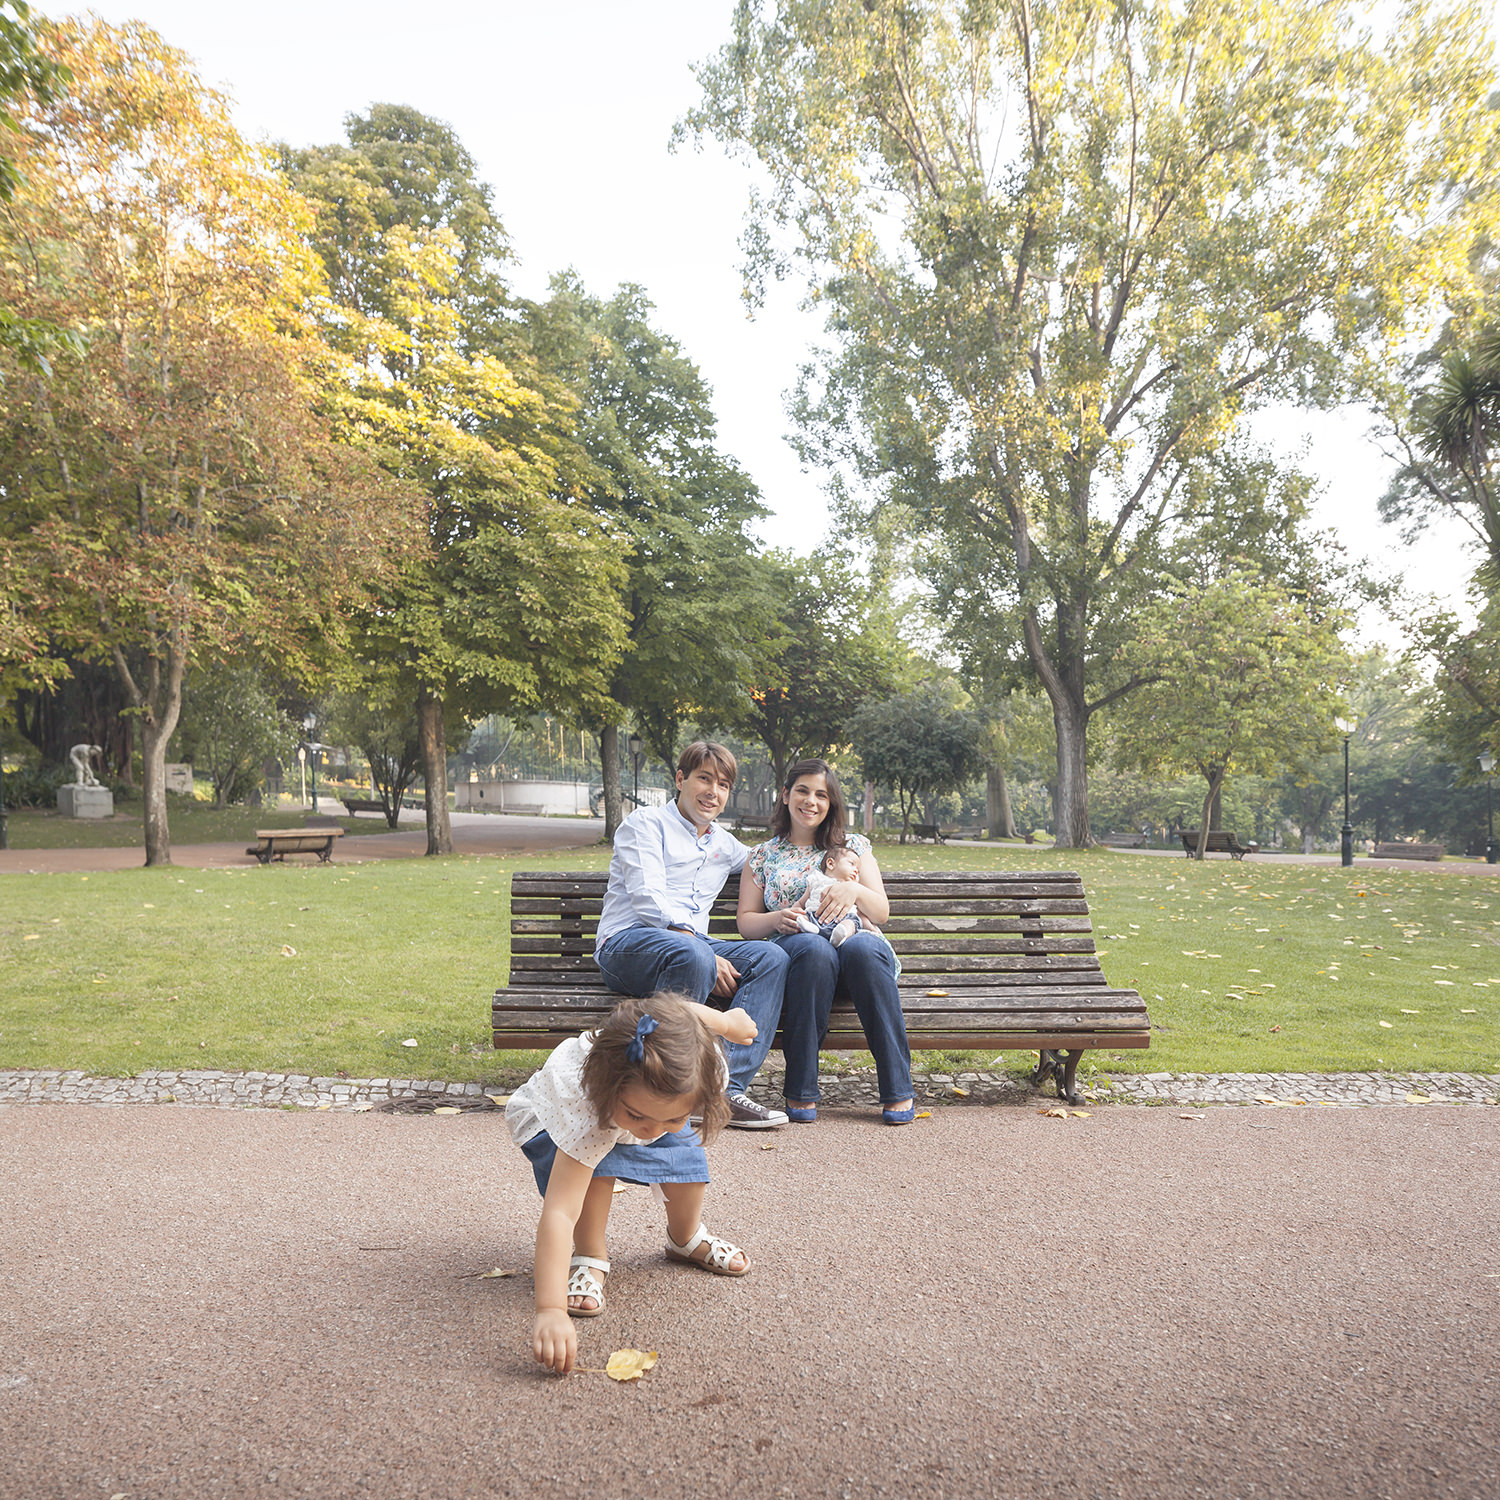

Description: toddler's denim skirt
[520,1125,709,1197]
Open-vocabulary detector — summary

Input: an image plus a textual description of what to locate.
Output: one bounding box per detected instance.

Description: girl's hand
[720,1009,759,1046]
[814,879,864,923]
[534,1308,576,1374]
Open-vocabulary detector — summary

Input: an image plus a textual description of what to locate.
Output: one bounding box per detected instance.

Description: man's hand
[711,954,741,998]
[533,1309,576,1374]
[720,1008,758,1046]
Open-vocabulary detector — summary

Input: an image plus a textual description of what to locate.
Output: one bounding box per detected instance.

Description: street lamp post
[627,731,643,809]
[1481,753,1498,864]
[1336,715,1356,868]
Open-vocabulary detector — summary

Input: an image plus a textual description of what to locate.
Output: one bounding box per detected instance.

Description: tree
[743,553,905,785]
[286,112,630,856]
[527,276,778,838]
[684,0,1499,845]
[0,19,411,864]
[324,684,464,829]
[847,683,986,841]
[177,660,298,808]
[1109,573,1350,858]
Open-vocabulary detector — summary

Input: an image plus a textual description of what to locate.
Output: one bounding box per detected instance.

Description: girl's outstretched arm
[683,998,758,1047]
[533,1150,594,1374]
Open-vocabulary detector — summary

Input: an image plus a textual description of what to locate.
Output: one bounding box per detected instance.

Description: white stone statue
[69,743,103,787]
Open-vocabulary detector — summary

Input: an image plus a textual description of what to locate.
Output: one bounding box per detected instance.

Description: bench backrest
[498,869,1150,1052]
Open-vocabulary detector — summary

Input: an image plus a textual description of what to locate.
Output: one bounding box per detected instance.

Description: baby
[795,845,880,948]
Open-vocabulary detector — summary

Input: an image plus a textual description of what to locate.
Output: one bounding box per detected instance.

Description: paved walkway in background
[5,1064,1497,1112]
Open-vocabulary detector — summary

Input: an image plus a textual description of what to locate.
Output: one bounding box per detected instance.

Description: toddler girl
[506,991,755,1374]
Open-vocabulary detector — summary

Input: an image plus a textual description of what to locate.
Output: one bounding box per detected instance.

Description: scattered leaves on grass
[1401,1008,1421,1014]
[279,944,297,957]
[1462,1008,1478,1014]
[401,1038,418,1047]
[1378,1021,1393,1028]
[22,934,38,941]
[1268,1024,1281,1033]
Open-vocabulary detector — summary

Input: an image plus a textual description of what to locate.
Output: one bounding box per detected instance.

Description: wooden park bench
[493,870,1150,1106]
[911,824,946,843]
[1180,830,1258,861]
[340,797,387,816]
[246,827,343,865]
[1098,832,1147,848]
[1373,842,1444,861]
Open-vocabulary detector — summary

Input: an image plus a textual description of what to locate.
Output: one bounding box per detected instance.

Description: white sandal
[566,1254,610,1318]
[665,1225,750,1277]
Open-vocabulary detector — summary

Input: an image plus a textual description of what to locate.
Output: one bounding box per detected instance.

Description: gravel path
[2,1101,1496,1500]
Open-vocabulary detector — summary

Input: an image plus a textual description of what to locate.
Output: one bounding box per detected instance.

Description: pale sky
[68,0,1476,641]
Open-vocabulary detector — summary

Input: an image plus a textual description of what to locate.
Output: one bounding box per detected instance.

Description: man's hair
[768,757,849,851]
[580,992,730,1143]
[677,740,737,786]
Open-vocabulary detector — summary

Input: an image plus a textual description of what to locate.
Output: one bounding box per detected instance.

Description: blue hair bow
[626,1013,659,1063]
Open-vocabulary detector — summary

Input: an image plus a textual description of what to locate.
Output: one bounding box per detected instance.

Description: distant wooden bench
[1180,830,1258,861]
[1098,833,1147,848]
[493,870,1150,1105]
[246,828,343,865]
[340,797,386,816]
[1373,842,1444,861]
[911,824,946,843]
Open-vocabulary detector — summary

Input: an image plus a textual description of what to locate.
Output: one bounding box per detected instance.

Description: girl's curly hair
[580,992,730,1143]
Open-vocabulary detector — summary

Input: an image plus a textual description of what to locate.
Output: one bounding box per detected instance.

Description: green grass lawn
[1,842,1496,1085]
[2,801,410,849]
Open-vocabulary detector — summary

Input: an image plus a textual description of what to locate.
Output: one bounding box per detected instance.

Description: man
[594,740,789,1128]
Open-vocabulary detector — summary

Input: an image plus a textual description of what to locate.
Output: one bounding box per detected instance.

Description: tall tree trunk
[987,762,1019,840]
[111,632,186,867]
[600,723,624,841]
[1051,698,1091,847]
[1208,781,1224,831]
[417,686,452,856]
[1195,772,1227,860]
[140,714,174,866]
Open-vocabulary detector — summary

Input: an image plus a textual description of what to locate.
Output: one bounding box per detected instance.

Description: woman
[736,758,915,1124]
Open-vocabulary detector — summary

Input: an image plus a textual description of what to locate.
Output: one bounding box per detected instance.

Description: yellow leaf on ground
[351,1102,373,1113]
[280,944,297,957]
[432,1106,461,1115]
[1378,1021,1393,1028]
[915,1110,932,1119]
[926,989,950,996]
[605,1348,659,1382]
[478,1267,517,1279]
[1461,1008,1478,1014]
[1038,1106,1069,1119]
[1400,1008,1421,1014]
[1405,1093,1431,1103]
[1255,1095,1277,1104]
[22,934,38,941]
[611,1182,627,1194]
[760,1143,777,1151]
[1069,1110,1091,1118]
[1178,1113,1205,1120]
[952,1086,970,1097]
[486,1092,512,1105]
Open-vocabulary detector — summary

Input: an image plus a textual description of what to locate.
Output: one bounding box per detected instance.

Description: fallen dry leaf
[760,1143,777,1151]
[432,1106,461,1116]
[611,1182,628,1194]
[486,1092,513,1105]
[22,934,38,941]
[1069,1109,1091,1118]
[279,944,297,957]
[1461,1008,1478,1014]
[479,1267,517,1279]
[1400,1008,1421,1014]
[605,1348,658,1382]
[1255,1095,1278,1104]
[401,1038,418,1047]
[1378,1020,1393,1028]
[1405,1093,1431,1103]
[952,1086,970,1097]
[1268,1024,1282,1033]
[351,1102,373,1113]
[915,1110,932,1119]
[1038,1106,1069,1119]
[1178,1113,1205,1120]
[925,989,950,997]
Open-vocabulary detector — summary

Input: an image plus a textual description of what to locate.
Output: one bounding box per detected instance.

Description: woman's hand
[533,1308,576,1374]
[813,878,865,924]
[767,903,807,934]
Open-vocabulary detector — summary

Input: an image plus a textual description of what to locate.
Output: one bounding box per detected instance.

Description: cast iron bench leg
[1032,1048,1085,1105]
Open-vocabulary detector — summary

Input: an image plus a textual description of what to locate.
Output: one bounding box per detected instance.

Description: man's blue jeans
[595,927,789,1095]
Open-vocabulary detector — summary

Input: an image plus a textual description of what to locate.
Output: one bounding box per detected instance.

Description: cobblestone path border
[3,1066,1497,1111]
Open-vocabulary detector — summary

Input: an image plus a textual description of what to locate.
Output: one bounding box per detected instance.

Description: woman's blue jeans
[775,930,912,1106]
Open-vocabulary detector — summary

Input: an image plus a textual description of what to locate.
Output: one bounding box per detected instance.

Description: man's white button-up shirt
[594,798,751,952]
